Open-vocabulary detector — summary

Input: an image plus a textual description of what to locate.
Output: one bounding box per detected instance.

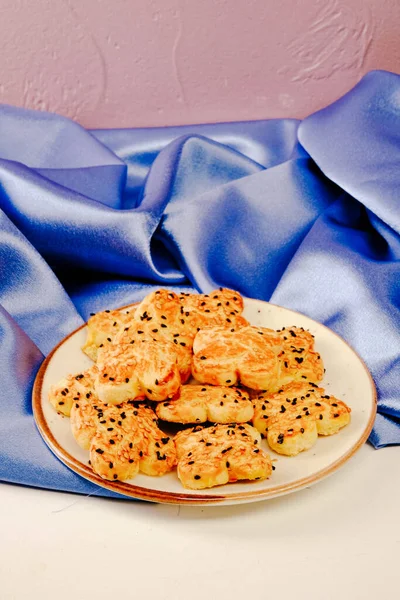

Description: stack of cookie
[49,288,350,490]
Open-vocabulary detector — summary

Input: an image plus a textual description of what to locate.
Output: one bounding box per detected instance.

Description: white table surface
[1,443,399,600]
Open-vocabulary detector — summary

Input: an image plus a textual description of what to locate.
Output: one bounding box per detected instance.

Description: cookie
[252,381,351,456]
[276,327,324,387]
[71,398,176,481]
[174,424,272,489]
[133,288,248,346]
[48,366,98,417]
[156,385,254,424]
[192,326,323,391]
[114,319,192,383]
[192,326,280,390]
[306,388,351,436]
[95,339,181,404]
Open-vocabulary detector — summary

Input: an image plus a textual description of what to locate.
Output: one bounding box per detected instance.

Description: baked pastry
[274,327,324,387]
[133,288,248,345]
[192,326,324,391]
[89,405,143,481]
[192,326,280,390]
[48,366,98,417]
[82,309,132,361]
[156,385,254,424]
[113,319,192,383]
[70,398,176,481]
[252,381,351,456]
[174,424,272,489]
[95,339,181,404]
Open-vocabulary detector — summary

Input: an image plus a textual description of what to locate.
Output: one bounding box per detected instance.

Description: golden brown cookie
[306,388,351,436]
[276,327,324,387]
[133,288,248,346]
[177,288,247,330]
[174,424,272,490]
[192,326,280,390]
[95,339,181,404]
[90,413,142,482]
[48,366,98,417]
[192,326,323,391]
[156,385,254,424]
[252,381,351,456]
[114,319,192,383]
[70,399,176,481]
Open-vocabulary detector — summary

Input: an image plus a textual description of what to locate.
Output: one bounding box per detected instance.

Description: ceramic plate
[33,298,376,506]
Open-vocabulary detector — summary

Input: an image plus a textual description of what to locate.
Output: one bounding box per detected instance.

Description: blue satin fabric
[0,70,399,498]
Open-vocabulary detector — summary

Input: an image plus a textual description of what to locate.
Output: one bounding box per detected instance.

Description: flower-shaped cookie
[133,288,248,344]
[252,381,351,456]
[70,397,176,481]
[156,385,254,424]
[48,366,98,417]
[174,424,272,489]
[95,339,182,404]
[114,319,192,383]
[192,326,324,392]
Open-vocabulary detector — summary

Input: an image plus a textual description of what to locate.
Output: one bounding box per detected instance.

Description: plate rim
[32,299,377,505]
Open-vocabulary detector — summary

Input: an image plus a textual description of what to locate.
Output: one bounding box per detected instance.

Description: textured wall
[0,0,399,128]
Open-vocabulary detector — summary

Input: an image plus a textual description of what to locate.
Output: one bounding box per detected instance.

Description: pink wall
[1,0,399,128]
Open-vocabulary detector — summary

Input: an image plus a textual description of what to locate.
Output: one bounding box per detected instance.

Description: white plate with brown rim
[33,297,376,506]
